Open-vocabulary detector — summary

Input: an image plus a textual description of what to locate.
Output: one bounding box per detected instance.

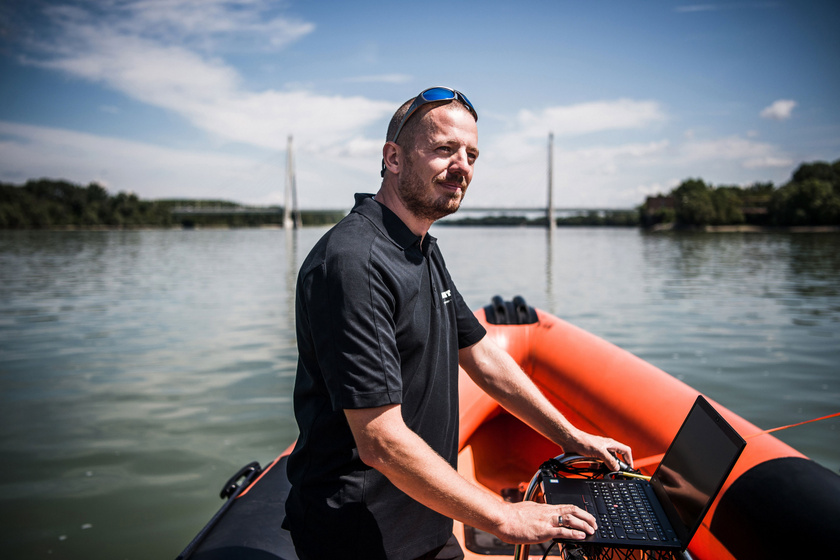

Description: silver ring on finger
[558,514,564,527]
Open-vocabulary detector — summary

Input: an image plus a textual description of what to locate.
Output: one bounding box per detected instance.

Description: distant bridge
[169,206,633,216]
[454,207,633,214]
[169,206,282,215]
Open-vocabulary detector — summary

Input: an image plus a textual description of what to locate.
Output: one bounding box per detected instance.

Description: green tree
[791,161,840,188]
[769,178,840,226]
[711,186,745,225]
[673,179,716,226]
[745,181,775,197]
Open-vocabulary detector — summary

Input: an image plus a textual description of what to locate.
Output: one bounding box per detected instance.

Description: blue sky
[1,1,838,209]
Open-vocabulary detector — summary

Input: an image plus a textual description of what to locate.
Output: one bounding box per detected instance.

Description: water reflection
[787,234,840,298]
[545,228,555,315]
[638,231,840,330]
[285,228,299,335]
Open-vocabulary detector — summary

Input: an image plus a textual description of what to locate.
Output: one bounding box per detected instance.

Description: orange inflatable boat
[178,297,840,560]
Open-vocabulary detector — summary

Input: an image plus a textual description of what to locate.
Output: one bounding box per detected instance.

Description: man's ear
[382,142,402,176]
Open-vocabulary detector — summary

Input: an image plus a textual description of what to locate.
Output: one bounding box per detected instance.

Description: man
[285,87,633,560]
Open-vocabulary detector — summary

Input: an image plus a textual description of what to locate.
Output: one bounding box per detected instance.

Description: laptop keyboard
[587,481,668,542]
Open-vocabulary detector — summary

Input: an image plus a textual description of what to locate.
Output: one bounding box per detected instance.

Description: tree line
[1,180,173,228]
[3,159,838,230]
[441,209,641,227]
[641,159,840,228]
[0,179,344,229]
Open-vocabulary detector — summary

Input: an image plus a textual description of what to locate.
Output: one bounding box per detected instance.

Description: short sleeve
[299,237,403,411]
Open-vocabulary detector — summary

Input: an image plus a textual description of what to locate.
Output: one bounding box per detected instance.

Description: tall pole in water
[547,132,555,232]
[284,135,300,229]
[291,138,301,229]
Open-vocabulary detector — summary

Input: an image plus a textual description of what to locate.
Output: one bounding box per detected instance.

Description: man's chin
[411,198,461,222]
[402,187,466,222]
[441,188,465,208]
[434,198,463,220]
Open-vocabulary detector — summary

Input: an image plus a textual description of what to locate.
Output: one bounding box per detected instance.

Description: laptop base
[560,544,684,560]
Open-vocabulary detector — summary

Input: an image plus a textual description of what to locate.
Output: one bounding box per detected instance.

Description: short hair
[386,98,417,148]
[385,96,474,149]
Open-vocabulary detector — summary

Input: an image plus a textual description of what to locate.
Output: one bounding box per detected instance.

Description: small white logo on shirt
[441,289,452,304]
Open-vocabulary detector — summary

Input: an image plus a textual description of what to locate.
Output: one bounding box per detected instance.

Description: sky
[1,1,838,210]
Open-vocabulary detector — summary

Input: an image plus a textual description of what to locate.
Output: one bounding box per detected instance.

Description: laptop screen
[651,396,746,546]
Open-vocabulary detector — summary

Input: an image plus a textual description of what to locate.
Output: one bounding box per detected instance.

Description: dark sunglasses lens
[421,87,457,102]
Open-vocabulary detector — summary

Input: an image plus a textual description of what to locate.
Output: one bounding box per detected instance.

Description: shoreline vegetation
[639,158,840,232]
[1,159,838,231]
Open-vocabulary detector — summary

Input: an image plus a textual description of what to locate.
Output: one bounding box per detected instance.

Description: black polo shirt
[285,193,486,560]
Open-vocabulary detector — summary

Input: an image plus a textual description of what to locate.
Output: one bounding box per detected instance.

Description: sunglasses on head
[389,87,478,144]
[380,87,478,177]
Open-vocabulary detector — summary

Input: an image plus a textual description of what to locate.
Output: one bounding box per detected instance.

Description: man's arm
[345,405,596,544]
[458,336,634,471]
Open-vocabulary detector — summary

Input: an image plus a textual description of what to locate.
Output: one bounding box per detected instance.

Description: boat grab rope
[633,411,840,469]
[744,411,840,439]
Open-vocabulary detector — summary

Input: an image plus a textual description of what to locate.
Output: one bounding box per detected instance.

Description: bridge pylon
[547,132,555,232]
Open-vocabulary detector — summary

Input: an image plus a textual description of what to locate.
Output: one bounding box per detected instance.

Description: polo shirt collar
[352,193,436,253]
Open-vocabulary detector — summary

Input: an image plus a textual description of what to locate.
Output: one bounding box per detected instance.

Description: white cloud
[633,180,682,199]
[183,88,393,152]
[472,134,673,208]
[516,99,666,140]
[43,0,315,53]
[742,156,794,169]
[477,99,668,170]
[760,99,797,121]
[0,120,383,208]
[468,127,793,208]
[676,135,791,167]
[21,2,395,156]
[0,121,281,203]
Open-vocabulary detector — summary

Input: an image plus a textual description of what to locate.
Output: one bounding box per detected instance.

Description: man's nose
[449,148,472,176]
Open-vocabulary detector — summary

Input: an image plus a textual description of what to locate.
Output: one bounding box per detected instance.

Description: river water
[1,227,838,559]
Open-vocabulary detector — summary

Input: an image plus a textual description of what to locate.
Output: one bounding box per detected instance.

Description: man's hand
[565,431,634,472]
[496,500,597,544]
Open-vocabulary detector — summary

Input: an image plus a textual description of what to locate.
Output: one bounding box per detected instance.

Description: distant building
[643,195,674,212]
[640,195,675,228]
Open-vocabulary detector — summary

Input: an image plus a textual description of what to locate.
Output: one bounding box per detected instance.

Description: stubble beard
[398,157,467,223]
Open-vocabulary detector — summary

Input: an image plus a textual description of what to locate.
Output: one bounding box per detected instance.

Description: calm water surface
[1,227,838,558]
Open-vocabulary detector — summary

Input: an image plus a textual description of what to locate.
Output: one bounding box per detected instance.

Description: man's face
[397,104,479,222]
